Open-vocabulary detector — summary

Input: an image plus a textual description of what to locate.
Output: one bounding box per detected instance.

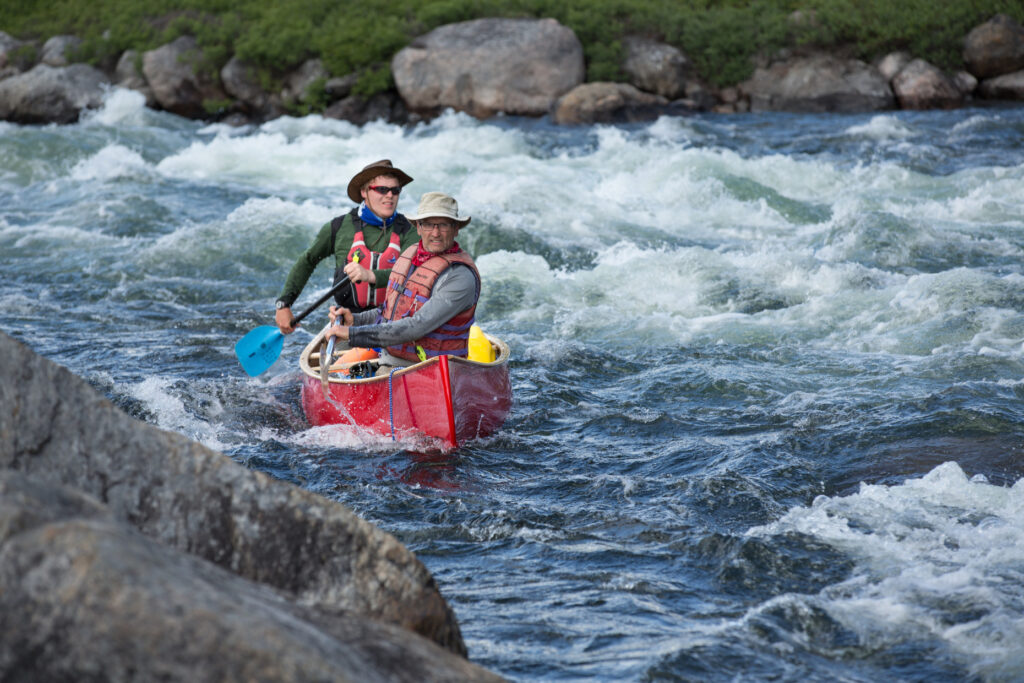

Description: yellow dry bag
[467,325,495,363]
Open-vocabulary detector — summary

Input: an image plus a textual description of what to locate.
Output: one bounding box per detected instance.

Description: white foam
[80,87,149,127]
[289,423,443,453]
[134,105,1024,359]
[748,462,1024,679]
[12,106,1020,362]
[224,195,335,228]
[950,113,999,135]
[844,114,915,140]
[125,376,227,452]
[70,144,150,182]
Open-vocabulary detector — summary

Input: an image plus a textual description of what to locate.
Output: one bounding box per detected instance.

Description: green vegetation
[2,0,1023,101]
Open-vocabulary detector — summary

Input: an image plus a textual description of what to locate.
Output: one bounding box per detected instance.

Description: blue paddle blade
[235,325,285,376]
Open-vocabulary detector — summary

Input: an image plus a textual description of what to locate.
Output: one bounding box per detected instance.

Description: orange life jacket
[381,246,480,362]
[329,211,411,313]
[347,228,403,308]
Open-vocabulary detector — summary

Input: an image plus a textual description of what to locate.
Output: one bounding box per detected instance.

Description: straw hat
[346,159,413,203]
[407,192,471,227]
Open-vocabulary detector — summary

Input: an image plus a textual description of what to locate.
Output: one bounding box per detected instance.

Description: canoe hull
[300,332,512,450]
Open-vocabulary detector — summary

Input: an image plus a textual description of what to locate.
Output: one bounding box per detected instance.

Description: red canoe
[299,327,512,451]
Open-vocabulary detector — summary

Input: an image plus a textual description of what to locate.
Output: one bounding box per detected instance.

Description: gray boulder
[0,30,25,72]
[0,63,109,124]
[40,34,82,67]
[978,69,1024,100]
[0,471,502,683]
[963,14,1024,79]
[282,57,328,104]
[325,73,358,100]
[891,58,962,109]
[324,91,407,125]
[552,82,669,125]
[952,70,979,96]
[114,49,156,106]
[622,35,693,100]
[876,51,912,82]
[392,17,584,118]
[739,54,894,112]
[0,330,466,655]
[221,55,285,121]
[143,35,227,118]
[220,55,263,104]
[115,49,146,89]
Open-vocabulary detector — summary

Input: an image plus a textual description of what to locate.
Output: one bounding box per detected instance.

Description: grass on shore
[2,0,1023,99]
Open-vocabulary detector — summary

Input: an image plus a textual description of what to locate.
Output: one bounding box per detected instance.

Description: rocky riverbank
[0,331,503,681]
[1,13,1023,127]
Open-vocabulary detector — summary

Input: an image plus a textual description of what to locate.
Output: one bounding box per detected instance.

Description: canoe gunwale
[298,324,511,385]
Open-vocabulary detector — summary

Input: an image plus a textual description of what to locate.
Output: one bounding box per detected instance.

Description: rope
[388,367,399,440]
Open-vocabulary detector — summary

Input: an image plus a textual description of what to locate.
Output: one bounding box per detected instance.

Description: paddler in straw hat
[274,159,419,334]
[325,191,480,369]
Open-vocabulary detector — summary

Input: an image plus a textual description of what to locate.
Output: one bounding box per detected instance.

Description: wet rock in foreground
[0,331,502,680]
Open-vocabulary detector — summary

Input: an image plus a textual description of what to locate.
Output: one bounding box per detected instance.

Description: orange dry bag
[330,347,379,374]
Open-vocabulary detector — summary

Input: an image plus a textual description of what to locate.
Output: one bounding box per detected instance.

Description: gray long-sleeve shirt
[348,264,479,362]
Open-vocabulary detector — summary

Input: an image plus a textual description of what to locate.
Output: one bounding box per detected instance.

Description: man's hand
[275,307,296,334]
[328,305,354,327]
[343,261,374,284]
[325,324,350,342]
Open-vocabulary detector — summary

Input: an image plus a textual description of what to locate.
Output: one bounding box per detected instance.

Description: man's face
[416,218,460,254]
[360,174,401,218]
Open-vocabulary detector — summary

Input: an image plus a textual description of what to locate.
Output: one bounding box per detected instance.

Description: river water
[3,89,1024,681]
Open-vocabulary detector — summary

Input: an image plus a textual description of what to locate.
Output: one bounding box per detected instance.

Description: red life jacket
[347,228,403,308]
[381,245,480,362]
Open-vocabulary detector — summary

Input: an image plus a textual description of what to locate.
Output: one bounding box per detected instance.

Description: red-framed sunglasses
[367,185,402,196]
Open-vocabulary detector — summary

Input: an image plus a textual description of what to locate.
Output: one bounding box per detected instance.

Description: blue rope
[388,367,399,440]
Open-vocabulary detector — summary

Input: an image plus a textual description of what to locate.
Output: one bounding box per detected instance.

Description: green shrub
[2,0,1023,100]
[202,96,233,115]
[6,42,38,70]
[290,75,331,115]
[797,0,1024,70]
[314,11,406,79]
[352,64,393,98]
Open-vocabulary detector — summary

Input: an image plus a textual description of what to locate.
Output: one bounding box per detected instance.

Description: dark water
[4,91,1024,681]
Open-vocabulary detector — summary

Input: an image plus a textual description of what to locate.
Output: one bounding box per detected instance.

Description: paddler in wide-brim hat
[325,191,481,369]
[274,159,418,334]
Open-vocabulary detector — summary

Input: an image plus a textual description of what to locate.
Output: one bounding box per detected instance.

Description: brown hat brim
[347,159,413,203]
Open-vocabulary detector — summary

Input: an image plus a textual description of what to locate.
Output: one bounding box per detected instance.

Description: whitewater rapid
[3,87,1024,680]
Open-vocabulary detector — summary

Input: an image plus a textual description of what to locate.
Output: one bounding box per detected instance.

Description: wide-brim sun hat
[347,159,413,203]
[407,191,471,227]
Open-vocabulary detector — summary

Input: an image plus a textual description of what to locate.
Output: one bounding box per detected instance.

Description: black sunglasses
[368,185,401,196]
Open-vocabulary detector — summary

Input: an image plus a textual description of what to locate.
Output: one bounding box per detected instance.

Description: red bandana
[411,241,462,267]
